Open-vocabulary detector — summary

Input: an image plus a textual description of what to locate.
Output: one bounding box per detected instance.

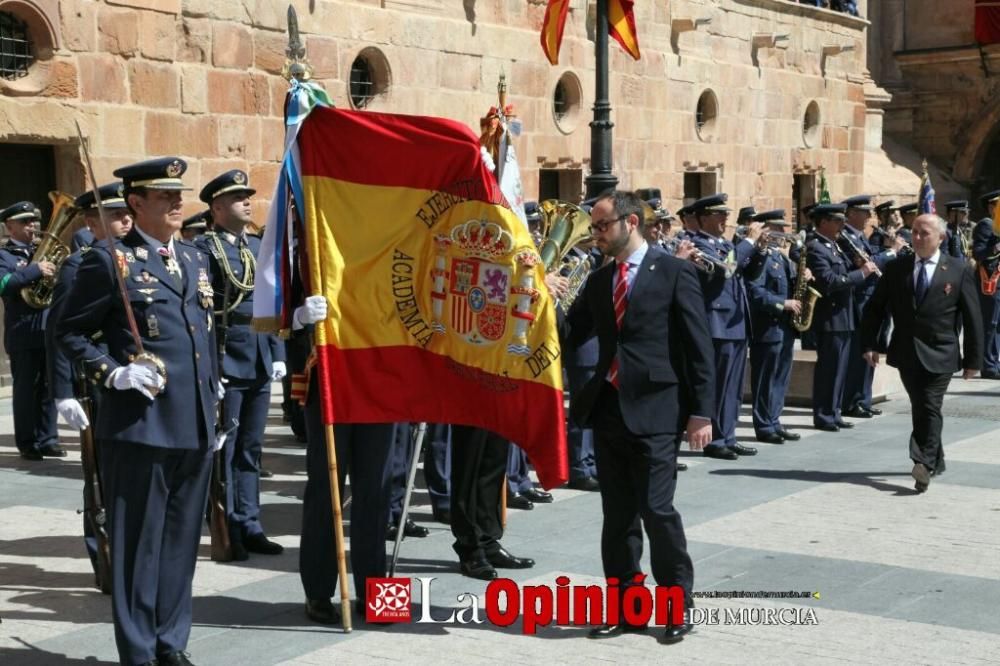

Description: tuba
[537,200,594,309]
[21,191,79,309]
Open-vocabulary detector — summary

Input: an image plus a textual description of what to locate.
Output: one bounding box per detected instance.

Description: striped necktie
[607,260,629,387]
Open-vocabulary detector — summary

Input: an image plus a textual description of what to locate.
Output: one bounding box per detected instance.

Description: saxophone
[21,191,80,309]
[790,244,821,332]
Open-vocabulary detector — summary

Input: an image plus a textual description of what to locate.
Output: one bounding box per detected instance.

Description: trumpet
[662,237,735,278]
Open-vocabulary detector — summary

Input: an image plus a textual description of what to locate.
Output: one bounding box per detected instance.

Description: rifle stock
[76,374,112,594]
[209,274,233,562]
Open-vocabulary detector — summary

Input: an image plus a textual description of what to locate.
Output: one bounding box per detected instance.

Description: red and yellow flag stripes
[540,0,639,65]
[297,107,568,487]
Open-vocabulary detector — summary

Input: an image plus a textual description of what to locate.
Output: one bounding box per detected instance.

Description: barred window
[349,56,375,109]
[0,11,33,81]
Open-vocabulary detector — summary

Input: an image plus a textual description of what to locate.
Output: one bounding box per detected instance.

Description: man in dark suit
[196,169,286,560]
[562,190,714,644]
[861,214,983,493]
[972,189,1000,379]
[56,157,220,666]
[806,204,878,431]
[0,201,60,460]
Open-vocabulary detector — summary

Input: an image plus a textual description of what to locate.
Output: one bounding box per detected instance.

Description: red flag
[976,0,1000,44]
[609,0,640,60]
[540,0,571,66]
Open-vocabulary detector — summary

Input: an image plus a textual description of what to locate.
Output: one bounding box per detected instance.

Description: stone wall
[1,0,871,217]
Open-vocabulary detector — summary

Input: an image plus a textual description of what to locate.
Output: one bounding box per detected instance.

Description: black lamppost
[584,0,618,198]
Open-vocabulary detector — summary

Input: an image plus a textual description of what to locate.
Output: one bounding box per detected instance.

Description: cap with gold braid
[199,170,256,204]
[113,157,192,191]
[75,182,127,210]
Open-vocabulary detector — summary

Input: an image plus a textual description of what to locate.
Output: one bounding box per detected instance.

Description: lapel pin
[944,283,952,295]
[649,264,655,271]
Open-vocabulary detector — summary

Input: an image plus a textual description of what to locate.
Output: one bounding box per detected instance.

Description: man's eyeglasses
[589,214,628,234]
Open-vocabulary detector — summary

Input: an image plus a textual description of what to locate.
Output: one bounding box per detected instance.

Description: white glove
[213,430,227,452]
[216,380,226,402]
[271,361,287,382]
[479,145,496,173]
[292,295,328,330]
[56,398,90,430]
[107,363,164,401]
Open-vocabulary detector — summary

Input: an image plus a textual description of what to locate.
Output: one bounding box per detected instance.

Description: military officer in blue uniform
[0,201,60,460]
[806,204,878,431]
[55,157,220,666]
[870,200,896,252]
[897,202,919,243]
[746,210,806,443]
[839,195,902,419]
[688,194,766,459]
[195,170,286,560]
[71,226,96,253]
[944,200,970,260]
[972,189,1000,379]
[181,210,210,241]
[45,183,132,584]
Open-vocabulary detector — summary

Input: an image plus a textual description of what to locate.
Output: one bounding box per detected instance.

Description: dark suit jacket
[861,252,983,374]
[562,245,715,435]
[55,228,219,448]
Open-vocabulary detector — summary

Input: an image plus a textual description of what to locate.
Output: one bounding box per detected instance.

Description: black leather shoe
[755,433,784,444]
[568,476,600,491]
[842,406,872,419]
[506,492,534,510]
[661,622,693,644]
[432,508,451,525]
[677,462,688,471]
[386,518,430,540]
[244,533,283,555]
[38,444,67,458]
[158,651,195,666]
[814,423,839,432]
[703,446,738,460]
[588,623,647,639]
[305,598,342,625]
[487,546,535,569]
[834,420,855,429]
[259,468,274,478]
[866,407,883,416]
[730,444,757,456]
[459,557,498,580]
[230,539,249,561]
[522,488,553,503]
[776,428,800,441]
[19,450,43,461]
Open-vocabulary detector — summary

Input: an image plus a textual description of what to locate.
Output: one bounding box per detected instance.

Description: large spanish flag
[272,104,568,488]
[609,0,640,61]
[540,0,571,65]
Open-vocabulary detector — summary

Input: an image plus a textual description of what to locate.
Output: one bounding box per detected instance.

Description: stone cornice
[729,0,870,30]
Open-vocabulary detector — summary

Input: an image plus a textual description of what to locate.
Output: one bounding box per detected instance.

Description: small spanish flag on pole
[608,0,640,60]
[540,0,571,65]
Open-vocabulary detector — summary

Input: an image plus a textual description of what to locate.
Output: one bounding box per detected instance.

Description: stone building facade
[870,0,998,215]
[0,0,875,380]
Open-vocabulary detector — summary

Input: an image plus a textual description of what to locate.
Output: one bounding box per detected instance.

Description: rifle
[76,366,111,594]
[209,275,235,562]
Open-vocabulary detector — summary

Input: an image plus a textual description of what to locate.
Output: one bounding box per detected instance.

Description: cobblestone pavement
[2,375,999,665]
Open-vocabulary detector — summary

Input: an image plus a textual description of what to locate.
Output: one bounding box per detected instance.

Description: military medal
[115,250,130,278]
[147,314,160,338]
[198,267,213,308]
[135,247,148,261]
